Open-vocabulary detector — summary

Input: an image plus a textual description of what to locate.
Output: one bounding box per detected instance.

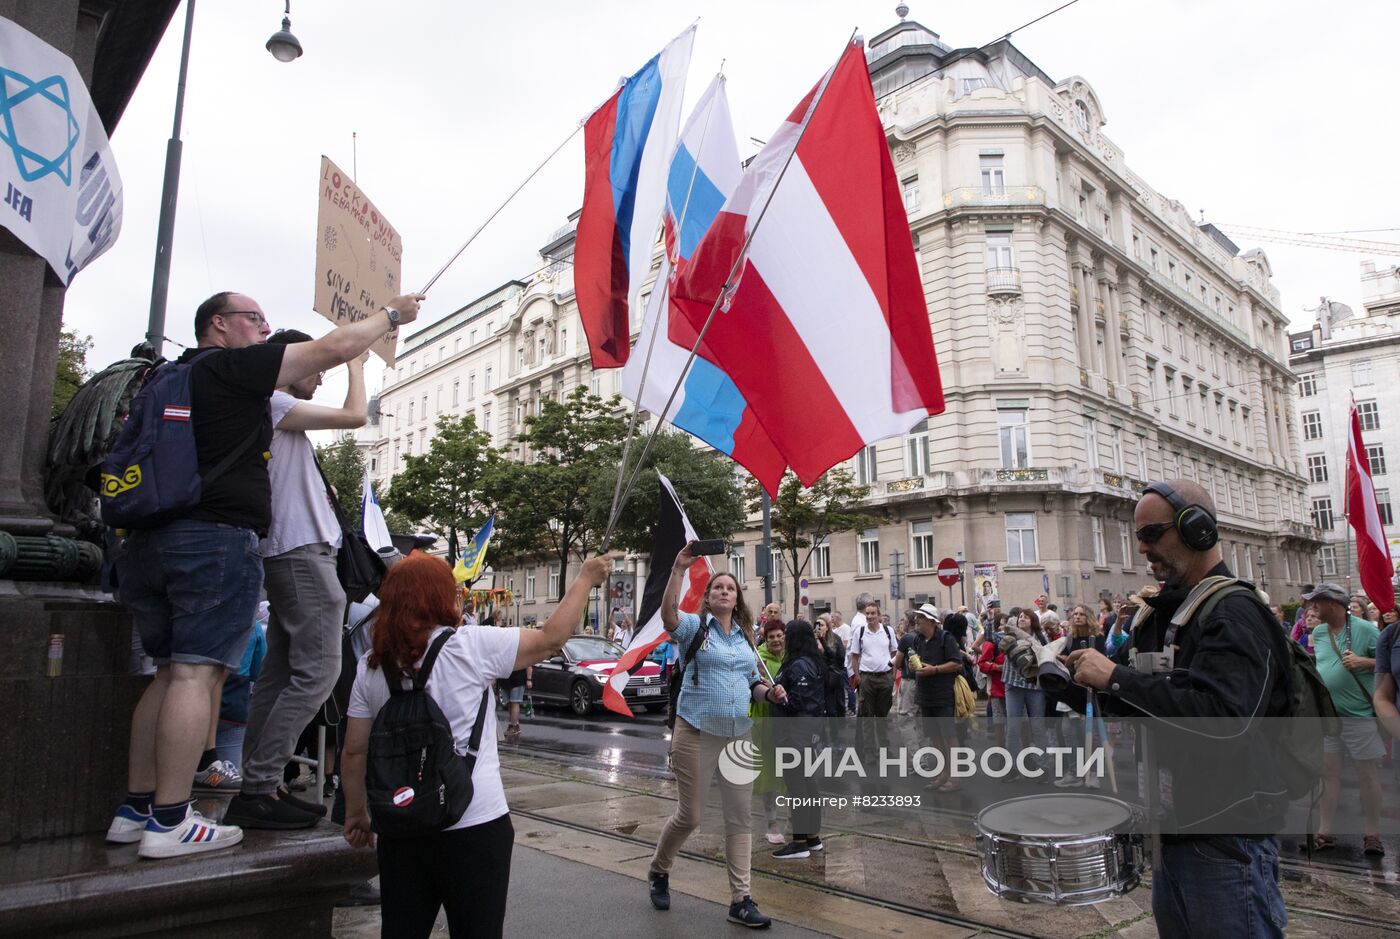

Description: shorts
[118,519,262,670]
[505,685,525,704]
[1323,717,1386,761]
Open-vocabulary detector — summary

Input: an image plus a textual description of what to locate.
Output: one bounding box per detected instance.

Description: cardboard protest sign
[313,156,402,363]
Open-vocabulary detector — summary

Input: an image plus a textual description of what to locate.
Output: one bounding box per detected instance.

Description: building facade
[1289,262,1400,595]
[358,13,1318,625]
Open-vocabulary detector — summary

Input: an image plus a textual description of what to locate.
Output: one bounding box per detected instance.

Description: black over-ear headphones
[1143,481,1219,551]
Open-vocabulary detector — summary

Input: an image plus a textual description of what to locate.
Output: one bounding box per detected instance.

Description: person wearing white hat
[894,603,965,791]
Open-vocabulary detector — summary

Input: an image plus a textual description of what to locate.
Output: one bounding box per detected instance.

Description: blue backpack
[99,349,261,530]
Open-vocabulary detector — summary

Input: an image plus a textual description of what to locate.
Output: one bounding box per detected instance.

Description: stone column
[1076,264,1095,371]
[1101,277,1125,388]
[0,1,84,536]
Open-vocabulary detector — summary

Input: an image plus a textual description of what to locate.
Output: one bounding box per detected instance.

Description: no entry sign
[937,558,961,586]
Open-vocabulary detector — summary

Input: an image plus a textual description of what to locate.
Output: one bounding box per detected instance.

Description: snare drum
[975,794,1143,905]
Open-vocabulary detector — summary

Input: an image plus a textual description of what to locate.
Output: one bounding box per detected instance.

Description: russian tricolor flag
[670,41,945,486]
[575,27,694,369]
[620,76,787,496]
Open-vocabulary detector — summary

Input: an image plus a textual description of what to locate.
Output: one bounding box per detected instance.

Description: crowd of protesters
[100,312,1397,939]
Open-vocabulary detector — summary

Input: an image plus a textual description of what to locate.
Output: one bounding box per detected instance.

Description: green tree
[749,468,875,619]
[52,328,92,418]
[383,413,499,560]
[314,433,366,518]
[491,387,626,591]
[590,429,746,555]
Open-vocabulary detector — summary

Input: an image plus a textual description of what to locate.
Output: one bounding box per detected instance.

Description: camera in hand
[690,538,727,556]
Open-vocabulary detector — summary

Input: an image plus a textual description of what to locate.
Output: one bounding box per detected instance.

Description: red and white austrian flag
[392,786,415,807]
[163,405,191,422]
[1346,399,1395,612]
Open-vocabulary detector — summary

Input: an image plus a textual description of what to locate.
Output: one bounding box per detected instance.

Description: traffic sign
[937,557,960,586]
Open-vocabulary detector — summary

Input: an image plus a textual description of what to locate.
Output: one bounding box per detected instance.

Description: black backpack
[366,630,489,838]
[99,350,261,530]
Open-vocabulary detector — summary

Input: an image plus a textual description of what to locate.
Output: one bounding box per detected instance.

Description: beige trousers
[650,718,753,902]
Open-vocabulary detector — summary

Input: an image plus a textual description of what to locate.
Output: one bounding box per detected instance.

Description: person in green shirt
[1304,583,1383,856]
[752,619,787,846]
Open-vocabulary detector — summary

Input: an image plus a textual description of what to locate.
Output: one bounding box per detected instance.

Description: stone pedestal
[0,827,378,937]
[0,595,145,843]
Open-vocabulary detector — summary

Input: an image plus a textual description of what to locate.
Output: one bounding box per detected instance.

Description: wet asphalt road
[504,701,1400,872]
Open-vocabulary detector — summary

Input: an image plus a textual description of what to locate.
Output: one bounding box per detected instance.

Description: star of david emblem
[0,67,81,185]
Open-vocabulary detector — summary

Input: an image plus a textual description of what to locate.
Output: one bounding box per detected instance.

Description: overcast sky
[63,0,1400,404]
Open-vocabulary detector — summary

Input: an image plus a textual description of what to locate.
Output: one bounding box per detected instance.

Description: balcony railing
[986,267,1022,296]
[1145,270,1250,345]
[942,185,1045,210]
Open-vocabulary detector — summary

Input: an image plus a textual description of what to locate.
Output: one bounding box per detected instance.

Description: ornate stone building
[1289,263,1400,594]
[359,13,1318,623]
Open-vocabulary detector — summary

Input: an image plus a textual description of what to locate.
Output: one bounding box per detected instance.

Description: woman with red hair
[340,551,610,938]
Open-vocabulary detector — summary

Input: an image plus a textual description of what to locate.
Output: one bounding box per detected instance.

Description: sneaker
[192,759,242,793]
[1363,835,1385,856]
[223,792,320,830]
[772,841,810,860]
[105,804,150,844]
[1053,774,1085,789]
[727,896,772,929]
[648,871,671,911]
[138,807,243,859]
[1084,775,1102,790]
[764,829,786,845]
[805,837,824,853]
[276,784,329,818]
[335,880,382,907]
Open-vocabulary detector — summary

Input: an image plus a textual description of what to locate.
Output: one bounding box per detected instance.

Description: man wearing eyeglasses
[109,290,422,858]
[1063,479,1293,939]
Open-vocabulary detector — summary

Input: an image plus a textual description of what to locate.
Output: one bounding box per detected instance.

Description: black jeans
[377,813,514,938]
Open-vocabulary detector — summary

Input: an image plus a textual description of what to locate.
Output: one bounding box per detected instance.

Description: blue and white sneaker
[105,805,151,844]
[137,806,243,859]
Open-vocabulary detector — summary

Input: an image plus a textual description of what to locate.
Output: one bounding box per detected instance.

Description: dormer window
[1074,100,1091,132]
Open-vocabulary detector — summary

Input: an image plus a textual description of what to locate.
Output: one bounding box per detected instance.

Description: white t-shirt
[261,391,343,558]
[851,621,899,673]
[348,624,520,830]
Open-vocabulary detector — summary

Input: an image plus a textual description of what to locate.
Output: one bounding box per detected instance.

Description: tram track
[510,806,1046,939]
[504,744,1400,935]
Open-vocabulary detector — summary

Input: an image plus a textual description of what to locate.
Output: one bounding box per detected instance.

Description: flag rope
[601,32,857,550]
[604,76,727,549]
[417,123,583,295]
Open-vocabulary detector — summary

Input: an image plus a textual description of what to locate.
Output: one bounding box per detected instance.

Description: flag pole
[417,123,583,295]
[1345,395,1354,594]
[605,76,728,550]
[602,32,860,548]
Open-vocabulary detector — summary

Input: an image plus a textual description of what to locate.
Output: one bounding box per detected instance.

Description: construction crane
[1215,224,1400,257]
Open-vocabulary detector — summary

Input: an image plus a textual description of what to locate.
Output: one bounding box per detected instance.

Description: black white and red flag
[602,473,713,716]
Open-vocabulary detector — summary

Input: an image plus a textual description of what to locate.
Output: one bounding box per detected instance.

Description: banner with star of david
[0,17,122,285]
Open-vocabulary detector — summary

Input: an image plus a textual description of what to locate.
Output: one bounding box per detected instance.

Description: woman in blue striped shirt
[647,541,788,929]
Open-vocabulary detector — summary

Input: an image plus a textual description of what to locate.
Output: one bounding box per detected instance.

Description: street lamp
[266,1,304,63]
[1258,551,1267,589]
[146,0,304,356]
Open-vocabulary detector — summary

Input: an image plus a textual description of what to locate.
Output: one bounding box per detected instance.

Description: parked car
[530,636,665,715]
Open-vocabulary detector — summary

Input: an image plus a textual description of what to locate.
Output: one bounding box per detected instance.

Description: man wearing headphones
[1066,479,1292,939]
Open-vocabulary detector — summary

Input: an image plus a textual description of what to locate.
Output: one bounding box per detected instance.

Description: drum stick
[1093,693,1118,793]
[1085,692,1095,778]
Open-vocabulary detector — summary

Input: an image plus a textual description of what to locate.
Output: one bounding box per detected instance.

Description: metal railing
[942,185,1044,210]
[986,267,1022,295]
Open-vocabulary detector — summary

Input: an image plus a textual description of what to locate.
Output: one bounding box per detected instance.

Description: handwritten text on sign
[312,155,402,364]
